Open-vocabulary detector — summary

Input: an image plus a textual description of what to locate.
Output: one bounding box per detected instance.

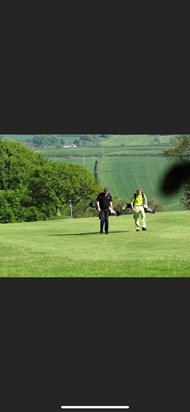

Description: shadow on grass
[50,230,129,236]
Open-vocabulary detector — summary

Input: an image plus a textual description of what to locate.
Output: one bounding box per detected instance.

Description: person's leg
[105,210,109,233]
[100,210,105,233]
[134,208,140,231]
[140,206,147,230]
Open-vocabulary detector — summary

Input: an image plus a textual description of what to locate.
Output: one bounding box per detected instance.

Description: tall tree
[162,135,190,209]
[164,134,190,161]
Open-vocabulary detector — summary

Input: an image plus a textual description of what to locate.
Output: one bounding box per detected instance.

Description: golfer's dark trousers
[100,209,109,233]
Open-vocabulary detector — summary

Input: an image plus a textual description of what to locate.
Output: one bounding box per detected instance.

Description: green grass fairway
[1,211,190,277]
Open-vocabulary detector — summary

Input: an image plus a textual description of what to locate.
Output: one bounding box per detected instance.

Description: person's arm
[131,197,135,212]
[143,193,148,207]
[96,199,101,212]
[109,194,113,209]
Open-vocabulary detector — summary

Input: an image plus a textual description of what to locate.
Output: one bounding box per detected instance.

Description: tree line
[0,139,102,223]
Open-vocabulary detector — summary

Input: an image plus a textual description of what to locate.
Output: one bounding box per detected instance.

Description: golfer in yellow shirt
[131,188,147,232]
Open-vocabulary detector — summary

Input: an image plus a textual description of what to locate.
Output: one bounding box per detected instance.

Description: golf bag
[88,202,121,216]
[109,207,121,216]
[126,202,155,214]
[143,205,155,214]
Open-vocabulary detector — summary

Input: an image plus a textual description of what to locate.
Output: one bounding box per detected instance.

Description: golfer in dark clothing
[96,187,113,234]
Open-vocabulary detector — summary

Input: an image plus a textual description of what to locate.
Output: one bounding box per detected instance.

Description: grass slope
[1,211,189,277]
[98,155,181,211]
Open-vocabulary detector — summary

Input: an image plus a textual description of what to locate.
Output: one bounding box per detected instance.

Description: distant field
[1,211,189,277]
[49,156,97,175]
[101,134,174,146]
[38,143,170,157]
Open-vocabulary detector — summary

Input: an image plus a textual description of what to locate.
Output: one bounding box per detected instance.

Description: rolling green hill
[98,155,181,211]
